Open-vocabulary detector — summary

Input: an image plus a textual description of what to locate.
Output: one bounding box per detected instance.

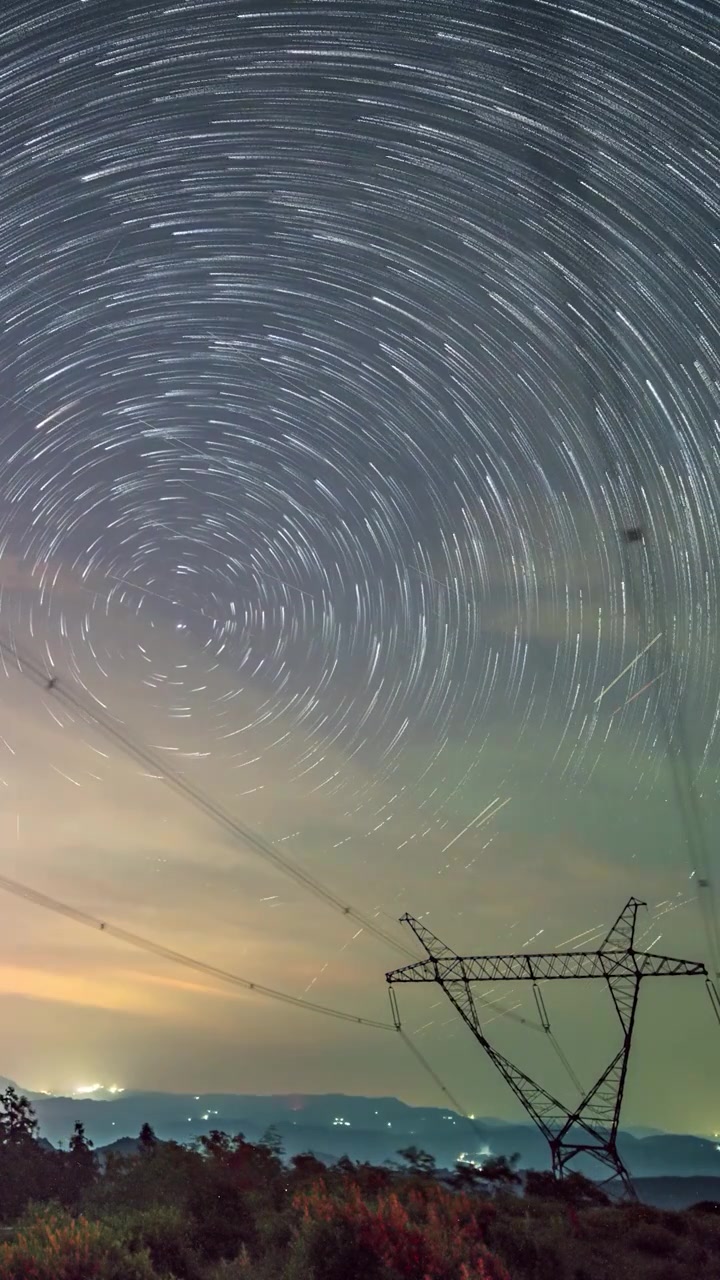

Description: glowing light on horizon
[73,1083,125,1096]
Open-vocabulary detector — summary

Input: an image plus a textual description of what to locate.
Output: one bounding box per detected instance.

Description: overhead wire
[0,622,558,1043]
[532,980,584,1094]
[12,526,558,1044]
[0,626,546,1122]
[0,854,496,1129]
[0,868,393,1031]
[388,988,493,1144]
[397,1032,477,1127]
[0,629,419,964]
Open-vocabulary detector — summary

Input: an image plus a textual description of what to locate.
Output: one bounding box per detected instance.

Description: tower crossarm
[635,953,707,978]
[387,950,707,985]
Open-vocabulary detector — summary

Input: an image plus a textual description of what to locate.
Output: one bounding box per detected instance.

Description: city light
[73,1083,125,1097]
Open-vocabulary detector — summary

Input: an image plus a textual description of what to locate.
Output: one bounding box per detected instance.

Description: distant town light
[73,1083,124,1097]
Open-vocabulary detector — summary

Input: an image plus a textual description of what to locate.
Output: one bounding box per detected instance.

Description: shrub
[186,1164,258,1262]
[110,1205,204,1279]
[648,1265,691,1280]
[0,1205,157,1280]
[293,1215,387,1280]
[626,1220,679,1258]
[485,1217,565,1280]
[86,1142,203,1216]
[207,1256,254,1280]
[292,1181,510,1280]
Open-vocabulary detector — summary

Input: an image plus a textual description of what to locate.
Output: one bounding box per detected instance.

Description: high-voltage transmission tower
[387,899,715,1198]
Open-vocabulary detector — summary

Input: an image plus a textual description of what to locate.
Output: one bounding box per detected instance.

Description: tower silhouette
[387,899,709,1197]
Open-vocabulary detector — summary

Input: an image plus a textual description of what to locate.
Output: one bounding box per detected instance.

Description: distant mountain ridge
[2,1079,718,1181]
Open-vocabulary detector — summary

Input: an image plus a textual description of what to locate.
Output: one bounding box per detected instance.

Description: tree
[562,1171,611,1207]
[198,1130,283,1206]
[187,1161,258,1261]
[394,1145,437,1177]
[0,1086,38,1147]
[451,1160,486,1191]
[348,1159,392,1195]
[478,1152,522,1191]
[524,1168,560,1200]
[86,1139,203,1215]
[62,1121,97,1206]
[0,1089,47,1221]
[138,1121,157,1152]
[197,1128,232,1161]
[302,1215,386,1280]
[524,1167,610,1206]
[69,1121,93,1157]
[290,1152,327,1186]
[259,1124,284,1158]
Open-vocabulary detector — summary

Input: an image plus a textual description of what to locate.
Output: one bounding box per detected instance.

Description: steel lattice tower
[387,899,709,1197]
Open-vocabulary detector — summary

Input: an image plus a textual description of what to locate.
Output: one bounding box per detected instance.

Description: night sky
[0,0,718,1136]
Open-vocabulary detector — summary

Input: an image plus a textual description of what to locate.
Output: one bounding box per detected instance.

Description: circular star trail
[0,0,718,824]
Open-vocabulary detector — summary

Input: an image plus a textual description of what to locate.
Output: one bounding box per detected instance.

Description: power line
[388,988,490,1145]
[0,868,393,1031]
[13,551,543,1031]
[0,865,518,1135]
[0,629,419,964]
[0,635,560,1112]
[1,629,548,1121]
[0,864,510,1134]
[397,1031,475,1124]
[0,628,556,1070]
[1,627,557,1040]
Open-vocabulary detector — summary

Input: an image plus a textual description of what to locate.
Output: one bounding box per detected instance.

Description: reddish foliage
[294,1179,511,1280]
[0,1211,101,1279]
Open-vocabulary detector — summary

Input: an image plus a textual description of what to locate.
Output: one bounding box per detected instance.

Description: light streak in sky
[440,797,510,855]
[593,633,663,707]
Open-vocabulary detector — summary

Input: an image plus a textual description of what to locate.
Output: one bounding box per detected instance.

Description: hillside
[0,1079,717,1276]
[18,1084,720,1181]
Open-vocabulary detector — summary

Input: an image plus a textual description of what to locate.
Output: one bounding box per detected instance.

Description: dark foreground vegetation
[0,1087,717,1279]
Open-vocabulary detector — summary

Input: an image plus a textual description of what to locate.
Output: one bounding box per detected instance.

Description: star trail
[0,0,717,1131]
